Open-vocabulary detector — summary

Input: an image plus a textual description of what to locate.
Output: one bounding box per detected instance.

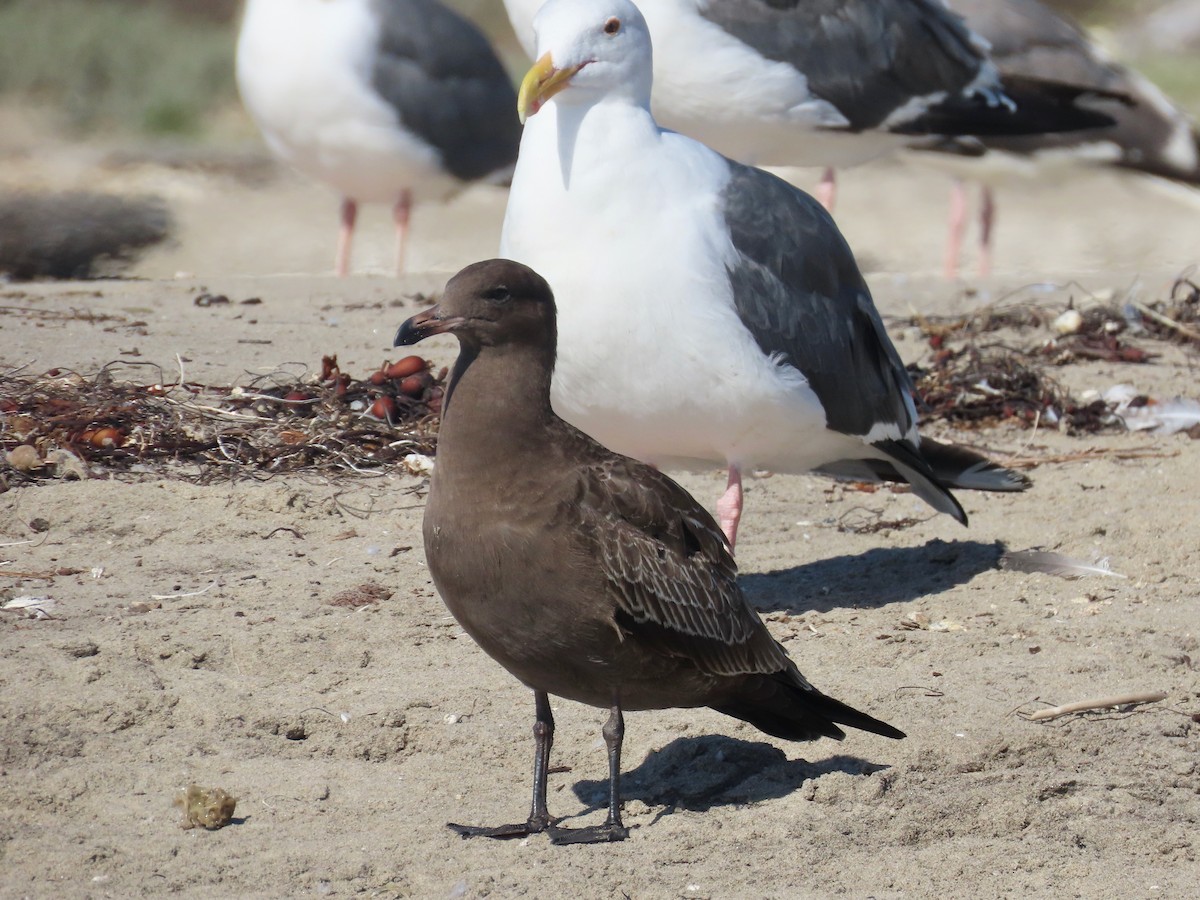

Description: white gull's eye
[603,17,621,36]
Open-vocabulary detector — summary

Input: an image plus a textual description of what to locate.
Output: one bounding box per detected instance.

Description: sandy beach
[2,133,1200,898]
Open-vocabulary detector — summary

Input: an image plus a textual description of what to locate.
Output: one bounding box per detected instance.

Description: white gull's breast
[502,105,857,473]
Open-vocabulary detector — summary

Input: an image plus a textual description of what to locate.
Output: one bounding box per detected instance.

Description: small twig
[151,580,218,601]
[1004,447,1178,470]
[894,685,945,698]
[1021,691,1168,722]
[1132,300,1200,343]
[260,527,303,540]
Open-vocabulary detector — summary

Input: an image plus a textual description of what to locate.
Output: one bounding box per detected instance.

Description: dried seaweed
[0,354,444,485]
[899,273,1200,356]
[898,273,1200,432]
[910,345,1116,434]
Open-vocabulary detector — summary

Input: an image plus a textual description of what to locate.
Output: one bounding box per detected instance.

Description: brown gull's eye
[603,17,621,36]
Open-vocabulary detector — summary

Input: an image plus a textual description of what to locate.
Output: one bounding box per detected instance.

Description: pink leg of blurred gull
[944,178,967,280]
[978,185,995,278]
[815,167,837,212]
[336,197,358,277]
[393,189,412,275]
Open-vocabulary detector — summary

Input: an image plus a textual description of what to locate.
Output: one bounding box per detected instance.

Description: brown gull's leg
[548,699,628,845]
[335,197,357,278]
[448,690,555,839]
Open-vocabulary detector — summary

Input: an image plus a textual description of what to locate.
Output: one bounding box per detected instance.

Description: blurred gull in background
[502,0,1115,210]
[237,0,520,275]
[919,0,1200,278]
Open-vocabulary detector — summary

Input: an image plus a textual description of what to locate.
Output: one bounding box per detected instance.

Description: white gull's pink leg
[944,178,967,280]
[716,465,743,551]
[815,167,837,213]
[393,189,412,276]
[336,197,357,277]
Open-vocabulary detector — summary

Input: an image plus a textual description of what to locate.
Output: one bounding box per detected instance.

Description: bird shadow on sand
[569,734,887,822]
[741,538,1005,615]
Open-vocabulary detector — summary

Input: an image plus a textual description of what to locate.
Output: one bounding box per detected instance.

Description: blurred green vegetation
[0,0,237,136]
[0,0,1194,138]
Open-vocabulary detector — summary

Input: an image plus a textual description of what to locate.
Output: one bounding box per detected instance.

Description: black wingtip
[918,437,1032,494]
[714,674,905,743]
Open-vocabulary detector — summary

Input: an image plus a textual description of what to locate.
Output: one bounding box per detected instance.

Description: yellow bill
[517,53,585,123]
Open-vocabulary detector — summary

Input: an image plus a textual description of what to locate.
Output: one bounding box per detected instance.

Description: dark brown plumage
[394,259,903,845]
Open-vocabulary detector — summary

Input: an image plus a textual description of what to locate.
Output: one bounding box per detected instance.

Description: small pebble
[1052,309,1084,335]
[6,445,41,472]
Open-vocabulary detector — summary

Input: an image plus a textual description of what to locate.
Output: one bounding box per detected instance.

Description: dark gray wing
[569,443,793,679]
[697,0,987,130]
[696,0,1115,136]
[720,160,915,440]
[370,0,520,181]
[951,0,1200,185]
[950,0,1112,86]
[721,160,975,523]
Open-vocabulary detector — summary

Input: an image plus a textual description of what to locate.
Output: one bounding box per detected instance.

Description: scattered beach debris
[327,582,393,608]
[175,784,238,830]
[1019,691,1168,723]
[899,612,963,632]
[899,273,1200,435]
[1103,384,1200,435]
[150,581,218,601]
[0,595,56,619]
[1000,549,1127,580]
[835,506,929,534]
[910,346,1084,430]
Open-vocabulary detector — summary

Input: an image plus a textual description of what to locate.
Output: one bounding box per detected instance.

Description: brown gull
[394,258,904,845]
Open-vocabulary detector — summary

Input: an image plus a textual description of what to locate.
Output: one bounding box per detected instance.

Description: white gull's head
[518,0,653,122]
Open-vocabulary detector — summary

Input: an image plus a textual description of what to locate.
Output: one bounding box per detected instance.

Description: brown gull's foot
[447,815,552,840]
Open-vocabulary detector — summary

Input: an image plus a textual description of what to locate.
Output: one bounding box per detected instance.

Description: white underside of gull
[237,0,459,204]
[502,98,885,475]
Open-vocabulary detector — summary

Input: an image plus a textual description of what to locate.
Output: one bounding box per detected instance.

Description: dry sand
[2,138,1200,898]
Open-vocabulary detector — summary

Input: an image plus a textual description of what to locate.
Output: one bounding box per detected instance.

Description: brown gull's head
[394,258,557,351]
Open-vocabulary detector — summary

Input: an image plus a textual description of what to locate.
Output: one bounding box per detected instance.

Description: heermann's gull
[501,0,1114,208]
[237,0,520,275]
[500,0,1029,548]
[922,0,1200,277]
[394,258,904,845]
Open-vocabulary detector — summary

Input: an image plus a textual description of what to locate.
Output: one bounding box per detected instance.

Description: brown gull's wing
[573,451,796,681]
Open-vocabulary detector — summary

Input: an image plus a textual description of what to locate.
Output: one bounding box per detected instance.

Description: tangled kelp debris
[911,346,1117,434]
[901,274,1200,356]
[175,784,237,830]
[0,354,444,484]
[1131,272,1200,345]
